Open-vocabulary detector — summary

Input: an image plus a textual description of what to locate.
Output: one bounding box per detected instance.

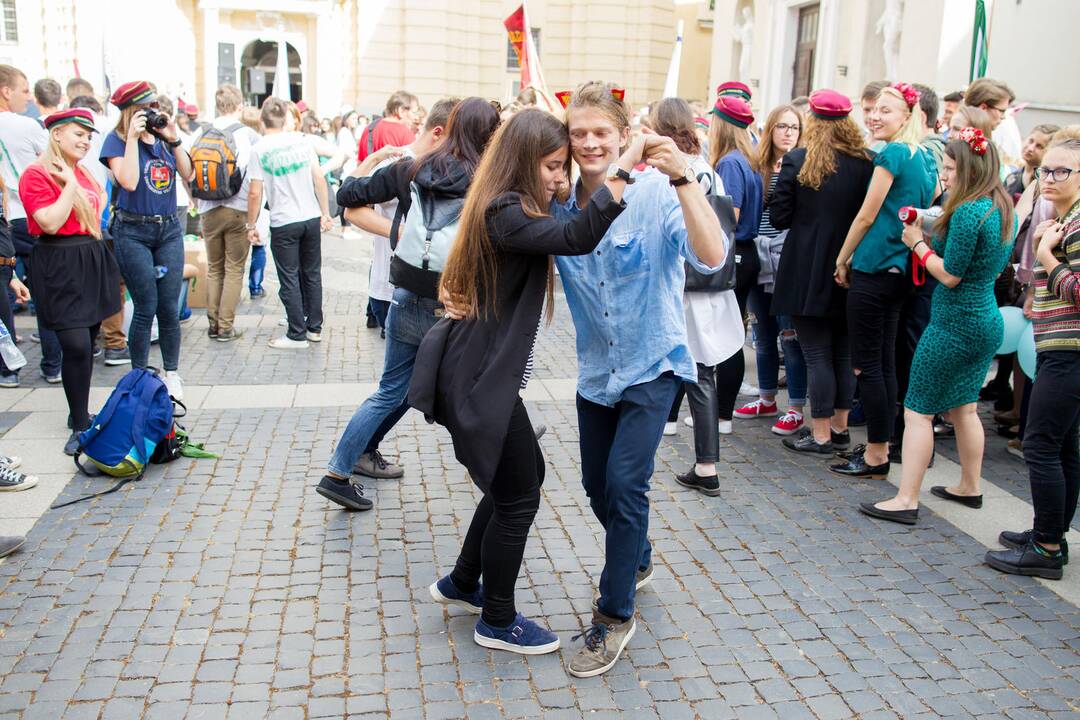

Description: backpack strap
[366,117,381,155]
[50,459,144,509]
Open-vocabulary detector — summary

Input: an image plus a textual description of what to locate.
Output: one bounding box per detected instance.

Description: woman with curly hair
[770,90,874,453]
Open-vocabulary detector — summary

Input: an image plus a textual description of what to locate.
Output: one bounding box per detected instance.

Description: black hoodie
[337,156,471,299]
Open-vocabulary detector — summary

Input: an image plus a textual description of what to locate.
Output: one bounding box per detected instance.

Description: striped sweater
[1032,206,1080,352]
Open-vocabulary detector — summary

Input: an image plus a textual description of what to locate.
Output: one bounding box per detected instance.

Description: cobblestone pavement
[0,230,1078,719]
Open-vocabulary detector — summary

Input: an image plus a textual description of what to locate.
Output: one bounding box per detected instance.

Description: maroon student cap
[110,80,155,110]
[711,95,754,129]
[43,108,98,133]
[716,81,752,101]
[809,89,852,119]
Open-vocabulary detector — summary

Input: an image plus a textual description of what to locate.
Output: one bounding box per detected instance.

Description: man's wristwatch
[166,138,183,148]
[606,164,634,185]
[244,222,256,230]
[670,165,696,187]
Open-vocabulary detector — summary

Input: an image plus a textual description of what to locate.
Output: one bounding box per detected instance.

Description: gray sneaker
[0,464,38,492]
[215,328,244,343]
[635,561,654,590]
[352,450,405,479]
[103,347,131,366]
[568,611,636,678]
[0,536,24,558]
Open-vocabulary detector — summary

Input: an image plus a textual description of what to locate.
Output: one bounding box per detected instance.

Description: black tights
[451,399,544,627]
[56,324,99,432]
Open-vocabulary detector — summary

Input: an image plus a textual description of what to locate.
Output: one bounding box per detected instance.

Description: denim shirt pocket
[609,231,650,278]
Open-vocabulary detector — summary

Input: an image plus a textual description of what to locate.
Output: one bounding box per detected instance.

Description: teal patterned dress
[905,197,1016,414]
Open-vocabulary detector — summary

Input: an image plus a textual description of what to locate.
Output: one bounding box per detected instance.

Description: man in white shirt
[193,84,261,342]
[247,97,332,349]
[0,64,61,385]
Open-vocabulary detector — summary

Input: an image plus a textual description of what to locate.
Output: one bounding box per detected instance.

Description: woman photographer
[100,81,193,404]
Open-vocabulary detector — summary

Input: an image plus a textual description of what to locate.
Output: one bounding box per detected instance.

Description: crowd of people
[0,63,1076,680]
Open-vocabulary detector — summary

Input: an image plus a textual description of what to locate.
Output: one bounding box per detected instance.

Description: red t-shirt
[19,162,104,237]
[356,120,416,162]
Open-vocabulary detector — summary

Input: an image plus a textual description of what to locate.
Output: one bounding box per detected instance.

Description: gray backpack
[394,182,464,274]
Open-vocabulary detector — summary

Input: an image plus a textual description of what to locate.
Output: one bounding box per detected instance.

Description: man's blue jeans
[576,372,679,622]
[327,287,439,477]
[249,244,266,293]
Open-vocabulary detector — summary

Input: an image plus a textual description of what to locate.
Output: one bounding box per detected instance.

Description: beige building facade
[706,0,1080,133]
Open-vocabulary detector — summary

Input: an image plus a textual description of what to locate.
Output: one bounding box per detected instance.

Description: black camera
[142,108,169,131]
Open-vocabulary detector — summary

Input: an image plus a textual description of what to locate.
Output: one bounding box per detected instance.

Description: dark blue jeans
[112,216,184,371]
[369,298,390,329]
[749,286,807,405]
[577,372,679,622]
[12,219,62,377]
[249,244,266,293]
[327,288,438,477]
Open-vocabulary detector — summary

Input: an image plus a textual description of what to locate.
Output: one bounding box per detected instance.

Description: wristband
[912,239,927,253]
[166,138,183,148]
[918,247,933,264]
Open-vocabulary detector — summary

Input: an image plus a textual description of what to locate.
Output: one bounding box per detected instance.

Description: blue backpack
[52,368,175,508]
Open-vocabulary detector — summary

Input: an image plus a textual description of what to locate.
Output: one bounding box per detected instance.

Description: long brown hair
[708,117,754,169]
[798,114,870,190]
[934,139,1014,244]
[439,109,569,322]
[409,97,499,181]
[753,105,802,199]
[648,98,700,155]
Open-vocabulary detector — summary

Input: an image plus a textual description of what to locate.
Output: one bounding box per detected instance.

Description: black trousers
[684,353,745,462]
[847,270,910,444]
[1026,351,1080,544]
[57,324,100,432]
[733,240,761,317]
[451,398,544,627]
[893,276,936,442]
[793,315,855,420]
[0,265,14,376]
[269,218,323,341]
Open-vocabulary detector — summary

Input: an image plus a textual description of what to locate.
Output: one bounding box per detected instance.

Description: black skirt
[29,234,121,331]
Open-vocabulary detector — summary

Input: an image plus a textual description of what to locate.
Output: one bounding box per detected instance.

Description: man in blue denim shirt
[555,83,726,679]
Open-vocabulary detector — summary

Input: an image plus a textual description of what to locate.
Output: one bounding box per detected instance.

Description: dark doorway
[791,4,819,99]
[240,40,302,108]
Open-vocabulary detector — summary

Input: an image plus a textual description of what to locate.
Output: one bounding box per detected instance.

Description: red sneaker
[733,399,778,419]
[771,408,804,436]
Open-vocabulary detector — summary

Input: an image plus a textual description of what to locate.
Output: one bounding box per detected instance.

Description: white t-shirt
[367,149,416,302]
[0,111,48,220]
[193,116,261,215]
[682,153,744,367]
[247,131,321,227]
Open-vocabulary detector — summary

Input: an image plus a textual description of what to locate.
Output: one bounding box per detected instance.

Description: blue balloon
[997,306,1027,355]
[1017,324,1037,379]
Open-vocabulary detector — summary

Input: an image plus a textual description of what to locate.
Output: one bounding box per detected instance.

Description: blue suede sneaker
[428,575,484,615]
[474,613,560,655]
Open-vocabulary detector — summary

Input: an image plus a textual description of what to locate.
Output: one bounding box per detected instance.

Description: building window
[506,29,540,71]
[0,0,16,43]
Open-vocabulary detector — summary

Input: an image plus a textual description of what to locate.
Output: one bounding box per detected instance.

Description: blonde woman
[19,109,120,455]
[831,83,938,479]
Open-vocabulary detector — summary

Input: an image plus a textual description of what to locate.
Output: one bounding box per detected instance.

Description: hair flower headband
[891,82,920,110]
[555,87,625,109]
[958,126,989,155]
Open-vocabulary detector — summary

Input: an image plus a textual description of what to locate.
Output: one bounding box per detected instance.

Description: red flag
[504,3,553,110]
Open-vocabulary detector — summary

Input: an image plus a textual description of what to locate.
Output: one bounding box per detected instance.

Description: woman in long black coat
[409,110,645,656]
[770,90,875,454]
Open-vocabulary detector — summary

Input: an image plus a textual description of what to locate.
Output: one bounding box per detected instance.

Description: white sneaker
[277,317,288,327]
[306,331,322,342]
[163,371,185,402]
[663,421,678,436]
[268,336,310,349]
[739,382,759,397]
[718,420,733,435]
[683,415,694,428]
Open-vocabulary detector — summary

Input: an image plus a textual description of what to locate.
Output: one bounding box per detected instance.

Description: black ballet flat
[930,486,983,509]
[859,502,918,525]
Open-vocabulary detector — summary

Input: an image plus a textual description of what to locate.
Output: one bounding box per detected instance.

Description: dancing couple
[410,82,727,677]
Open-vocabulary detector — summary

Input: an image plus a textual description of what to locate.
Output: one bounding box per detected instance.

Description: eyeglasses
[775,123,800,133]
[1035,167,1079,183]
[988,104,1009,115]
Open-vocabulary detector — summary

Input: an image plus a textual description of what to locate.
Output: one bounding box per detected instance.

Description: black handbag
[683,179,738,292]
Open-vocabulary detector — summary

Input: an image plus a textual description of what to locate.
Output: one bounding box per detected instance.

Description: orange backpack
[190,123,244,200]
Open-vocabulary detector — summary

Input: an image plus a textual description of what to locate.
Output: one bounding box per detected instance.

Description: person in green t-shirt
[830,83,937,481]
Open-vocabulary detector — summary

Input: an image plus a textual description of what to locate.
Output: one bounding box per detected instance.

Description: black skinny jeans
[0,265,14,376]
[1025,351,1080,544]
[792,315,855,420]
[847,270,910,444]
[683,354,745,462]
[450,398,544,627]
[57,324,100,432]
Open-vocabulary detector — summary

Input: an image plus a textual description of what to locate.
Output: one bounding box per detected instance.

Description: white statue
[876,0,903,81]
[732,6,754,82]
